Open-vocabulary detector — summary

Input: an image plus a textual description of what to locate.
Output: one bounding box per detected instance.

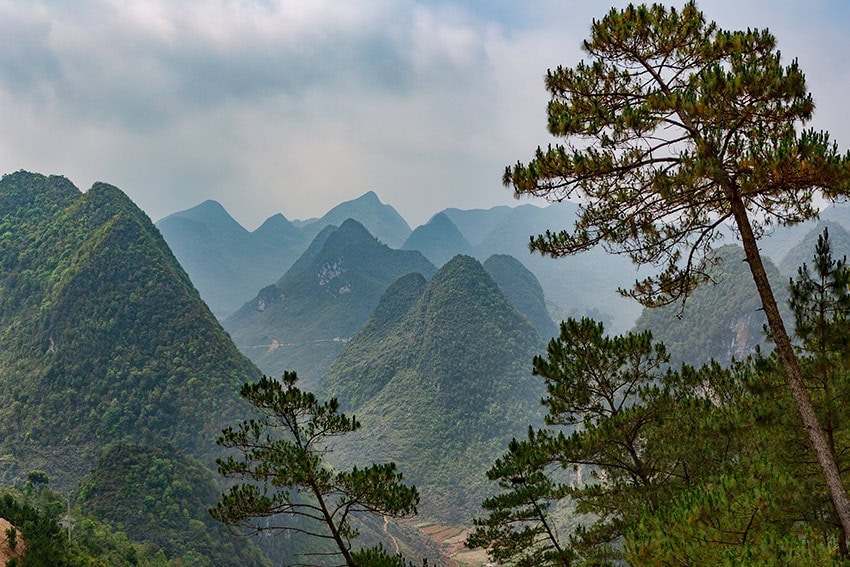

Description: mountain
[156,200,309,318]
[322,255,546,523]
[441,205,514,246]
[299,191,412,248]
[0,171,267,561]
[483,254,558,339]
[0,173,259,474]
[401,202,642,333]
[751,202,850,266]
[474,202,642,333]
[401,212,475,267]
[77,442,270,565]
[633,244,788,367]
[224,219,435,387]
[819,201,850,229]
[778,221,850,277]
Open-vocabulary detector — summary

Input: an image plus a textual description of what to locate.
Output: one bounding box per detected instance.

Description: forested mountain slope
[0,171,266,562]
[482,254,557,340]
[77,443,270,565]
[634,245,788,367]
[224,219,435,388]
[323,255,546,523]
[0,172,259,476]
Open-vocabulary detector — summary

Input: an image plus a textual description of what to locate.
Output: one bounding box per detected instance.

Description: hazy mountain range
[158,192,646,334]
[5,169,850,565]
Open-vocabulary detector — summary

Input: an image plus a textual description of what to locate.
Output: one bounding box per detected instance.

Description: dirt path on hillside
[384,515,402,555]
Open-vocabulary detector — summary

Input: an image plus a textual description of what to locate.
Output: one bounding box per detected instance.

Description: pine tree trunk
[310,481,357,566]
[728,194,850,542]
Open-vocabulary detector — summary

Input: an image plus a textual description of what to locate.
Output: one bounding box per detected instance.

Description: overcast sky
[1,1,848,229]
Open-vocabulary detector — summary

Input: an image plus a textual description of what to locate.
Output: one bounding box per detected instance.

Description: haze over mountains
[157,191,412,318]
[6,168,850,565]
[159,191,646,334]
[0,172,564,563]
[158,189,850,391]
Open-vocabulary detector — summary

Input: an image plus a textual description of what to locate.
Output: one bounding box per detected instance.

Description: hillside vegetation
[0,171,266,564]
[225,218,435,387]
[323,255,546,522]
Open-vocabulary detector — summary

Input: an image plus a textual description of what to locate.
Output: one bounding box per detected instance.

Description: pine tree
[467,427,572,566]
[210,372,419,567]
[748,228,850,555]
[503,1,850,537]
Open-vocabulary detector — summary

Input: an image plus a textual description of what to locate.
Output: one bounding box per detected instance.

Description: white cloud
[0,0,848,228]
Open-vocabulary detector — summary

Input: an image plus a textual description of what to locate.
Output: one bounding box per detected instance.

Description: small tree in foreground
[467,427,573,567]
[210,372,419,567]
[504,1,850,538]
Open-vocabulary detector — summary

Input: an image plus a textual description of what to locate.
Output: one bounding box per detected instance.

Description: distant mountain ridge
[157,200,309,319]
[483,254,557,339]
[401,212,475,267]
[400,202,643,333]
[224,218,436,388]
[157,191,412,319]
[298,190,412,248]
[158,193,850,334]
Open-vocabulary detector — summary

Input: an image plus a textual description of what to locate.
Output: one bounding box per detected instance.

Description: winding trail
[383,516,401,555]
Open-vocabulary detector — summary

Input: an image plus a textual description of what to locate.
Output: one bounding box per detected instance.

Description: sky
[1,1,849,230]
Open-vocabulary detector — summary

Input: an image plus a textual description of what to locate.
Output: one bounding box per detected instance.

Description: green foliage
[498,0,850,551]
[742,228,850,553]
[25,471,48,487]
[790,227,850,349]
[482,254,557,339]
[779,221,850,278]
[6,526,17,551]
[0,484,177,566]
[504,1,850,307]
[0,171,259,475]
[468,428,573,567]
[77,443,269,566]
[626,459,838,566]
[323,255,546,522]
[350,544,429,567]
[634,245,787,366]
[211,373,419,566]
[472,312,850,564]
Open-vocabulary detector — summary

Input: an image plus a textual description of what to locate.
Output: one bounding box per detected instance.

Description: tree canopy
[505,2,850,306]
[503,1,850,538]
[210,372,419,567]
